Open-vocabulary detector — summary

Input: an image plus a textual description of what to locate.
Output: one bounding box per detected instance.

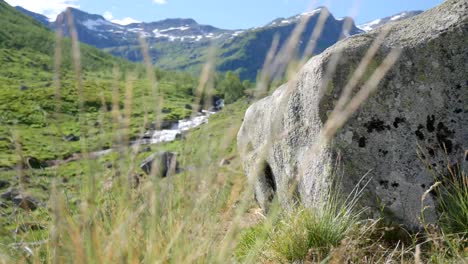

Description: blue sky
[6,0,444,29]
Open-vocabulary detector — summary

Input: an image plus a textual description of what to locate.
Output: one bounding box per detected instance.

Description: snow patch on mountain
[390,12,407,21]
[159,26,191,32]
[300,7,323,17]
[358,18,381,31]
[82,19,113,31]
[232,30,244,37]
[358,11,423,32]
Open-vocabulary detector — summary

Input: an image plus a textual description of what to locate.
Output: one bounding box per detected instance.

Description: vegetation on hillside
[0,0,466,263]
[0,1,251,169]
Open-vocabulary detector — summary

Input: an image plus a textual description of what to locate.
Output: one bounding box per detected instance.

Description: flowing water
[91,110,217,158]
[133,110,216,145]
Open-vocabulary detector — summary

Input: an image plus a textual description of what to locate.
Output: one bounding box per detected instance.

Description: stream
[135,110,216,145]
[90,109,217,158]
[5,100,224,170]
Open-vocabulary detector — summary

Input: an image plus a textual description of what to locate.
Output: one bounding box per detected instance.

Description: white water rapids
[135,110,216,145]
[90,110,217,158]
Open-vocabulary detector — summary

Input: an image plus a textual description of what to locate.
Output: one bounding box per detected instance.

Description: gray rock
[238,0,468,230]
[14,223,45,234]
[0,180,10,189]
[219,159,231,166]
[63,134,80,142]
[1,188,43,211]
[1,188,20,200]
[219,156,236,166]
[25,157,45,169]
[140,152,180,177]
[175,132,185,140]
[12,195,42,211]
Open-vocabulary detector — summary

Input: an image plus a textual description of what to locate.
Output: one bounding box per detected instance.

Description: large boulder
[238,0,467,230]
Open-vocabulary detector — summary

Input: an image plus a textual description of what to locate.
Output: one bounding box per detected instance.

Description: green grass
[436,165,468,236]
[269,206,361,262]
[420,162,468,262]
[0,99,252,263]
[234,174,367,263]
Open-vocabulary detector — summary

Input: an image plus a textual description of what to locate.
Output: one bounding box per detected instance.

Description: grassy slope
[0,98,253,262]
[0,1,200,168]
[0,4,258,261]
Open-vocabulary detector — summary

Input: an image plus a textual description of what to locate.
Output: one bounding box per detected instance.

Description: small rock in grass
[140,152,180,177]
[63,134,80,142]
[12,195,42,211]
[15,223,45,234]
[1,188,20,200]
[0,180,10,189]
[1,188,43,211]
[25,157,45,169]
[219,159,231,166]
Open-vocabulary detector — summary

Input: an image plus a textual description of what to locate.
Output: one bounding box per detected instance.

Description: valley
[0,0,466,263]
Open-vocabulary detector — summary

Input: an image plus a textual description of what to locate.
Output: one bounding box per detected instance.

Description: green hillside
[0,0,200,168]
[0,0,128,72]
[0,3,256,261]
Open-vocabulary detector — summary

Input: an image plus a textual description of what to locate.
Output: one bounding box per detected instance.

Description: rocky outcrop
[140,152,180,177]
[238,0,467,230]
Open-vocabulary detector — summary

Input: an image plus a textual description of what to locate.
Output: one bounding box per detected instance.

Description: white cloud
[102,11,140,25]
[5,0,79,20]
[153,0,167,5]
[103,11,113,20]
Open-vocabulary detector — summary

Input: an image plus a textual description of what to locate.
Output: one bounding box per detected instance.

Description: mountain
[358,11,423,31]
[17,5,364,80]
[48,8,240,48]
[15,6,50,26]
[216,8,363,80]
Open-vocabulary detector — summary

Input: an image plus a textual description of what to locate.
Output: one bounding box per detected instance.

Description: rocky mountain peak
[358,10,423,31]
